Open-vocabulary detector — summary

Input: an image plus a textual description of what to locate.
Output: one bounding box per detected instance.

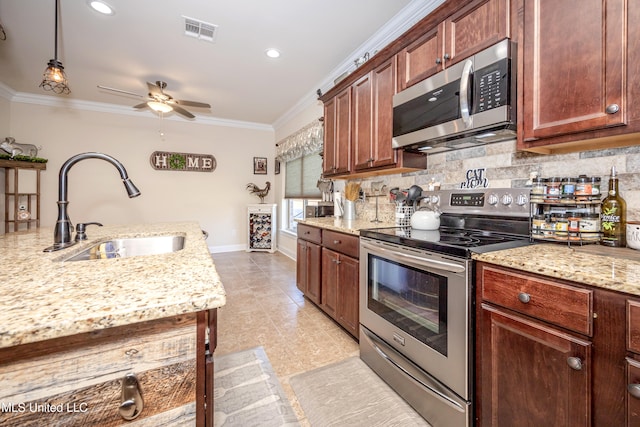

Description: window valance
[276,118,323,163]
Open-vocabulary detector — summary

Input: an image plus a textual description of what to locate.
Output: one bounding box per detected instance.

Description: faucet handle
[75,222,103,241]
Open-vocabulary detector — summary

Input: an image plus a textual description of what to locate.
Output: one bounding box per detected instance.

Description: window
[283,152,323,232]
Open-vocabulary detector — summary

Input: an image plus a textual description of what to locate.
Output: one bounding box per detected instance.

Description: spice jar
[546,177,562,199]
[531,177,547,202]
[561,177,576,198]
[580,213,601,241]
[532,214,546,238]
[554,212,568,240]
[590,176,601,196]
[575,175,592,200]
[567,212,582,241]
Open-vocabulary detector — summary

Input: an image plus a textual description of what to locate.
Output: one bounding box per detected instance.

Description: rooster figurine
[246,181,271,203]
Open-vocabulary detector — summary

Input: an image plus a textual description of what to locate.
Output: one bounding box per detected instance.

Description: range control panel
[450,192,485,207]
[421,189,530,218]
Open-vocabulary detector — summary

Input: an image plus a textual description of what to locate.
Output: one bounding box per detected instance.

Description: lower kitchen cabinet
[476,262,637,426]
[478,304,591,426]
[296,224,359,339]
[321,247,359,338]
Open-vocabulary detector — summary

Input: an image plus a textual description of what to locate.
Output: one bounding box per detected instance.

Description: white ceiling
[0,0,442,127]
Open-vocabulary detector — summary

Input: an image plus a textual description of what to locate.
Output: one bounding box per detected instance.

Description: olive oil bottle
[601,166,626,247]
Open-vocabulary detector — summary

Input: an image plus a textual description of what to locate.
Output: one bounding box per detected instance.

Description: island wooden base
[0,310,217,426]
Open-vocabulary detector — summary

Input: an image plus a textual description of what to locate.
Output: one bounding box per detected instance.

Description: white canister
[343,200,356,220]
[627,222,640,250]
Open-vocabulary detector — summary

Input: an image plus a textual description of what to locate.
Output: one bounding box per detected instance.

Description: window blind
[285,152,322,199]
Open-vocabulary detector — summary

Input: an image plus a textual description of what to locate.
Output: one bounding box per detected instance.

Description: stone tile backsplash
[340,140,640,223]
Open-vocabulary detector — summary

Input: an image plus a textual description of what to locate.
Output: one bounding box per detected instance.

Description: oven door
[359,237,471,400]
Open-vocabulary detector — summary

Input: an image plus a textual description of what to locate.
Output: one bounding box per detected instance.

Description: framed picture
[253,157,267,174]
[275,160,280,175]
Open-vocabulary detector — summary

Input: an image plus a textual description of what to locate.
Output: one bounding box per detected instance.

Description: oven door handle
[361,241,466,274]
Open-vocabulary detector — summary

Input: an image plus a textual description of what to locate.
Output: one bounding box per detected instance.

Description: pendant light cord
[54,0,59,61]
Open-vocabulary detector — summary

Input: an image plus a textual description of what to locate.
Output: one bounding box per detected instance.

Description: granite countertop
[296,217,395,235]
[473,243,640,297]
[0,221,226,349]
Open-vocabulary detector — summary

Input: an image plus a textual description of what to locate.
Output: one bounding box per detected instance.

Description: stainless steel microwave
[392,39,516,153]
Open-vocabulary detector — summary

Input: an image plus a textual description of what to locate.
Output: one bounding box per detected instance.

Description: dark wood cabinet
[515,0,640,154]
[321,247,359,338]
[296,238,322,305]
[323,87,351,176]
[476,262,639,426]
[397,0,509,90]
[479,303,592,426]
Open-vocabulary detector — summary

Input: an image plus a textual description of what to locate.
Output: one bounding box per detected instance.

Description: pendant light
[40,0,70,94]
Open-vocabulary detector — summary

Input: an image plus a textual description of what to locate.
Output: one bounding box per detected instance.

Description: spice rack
[529,194,602,245]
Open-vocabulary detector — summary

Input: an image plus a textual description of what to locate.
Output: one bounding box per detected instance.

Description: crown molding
[3,84,273,131]
[273,0,445,130]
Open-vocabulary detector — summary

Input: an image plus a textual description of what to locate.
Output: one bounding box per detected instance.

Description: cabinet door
[479,304,591,426]
[306,242,322,305]
[628,358,640,426]
[336,255,359,338]
[327,87,352,176]
[296,239,307,294]
[397,25,442,91]
[321,248,338,318]
[352,72,374,171]
[520,0,625,143]
[444,0,509,68]
[323,97,337,175]
[370,57,397,170]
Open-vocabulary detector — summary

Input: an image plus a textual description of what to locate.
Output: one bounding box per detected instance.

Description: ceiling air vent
[183,16,218,42]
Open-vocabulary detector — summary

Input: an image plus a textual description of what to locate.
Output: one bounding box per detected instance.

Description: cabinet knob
[435,57,442,65]
[605,103,620,114]
[567,357,583,371]
[443,53,451,61]
[518,292,531,304]
[628,384,640,399]
[333,240,341,244]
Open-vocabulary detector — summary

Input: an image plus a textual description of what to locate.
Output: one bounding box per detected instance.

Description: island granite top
[0,221,225,349]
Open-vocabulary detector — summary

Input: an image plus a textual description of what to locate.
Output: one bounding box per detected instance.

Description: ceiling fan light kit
[147,101,173,114]
[40,0,70,95]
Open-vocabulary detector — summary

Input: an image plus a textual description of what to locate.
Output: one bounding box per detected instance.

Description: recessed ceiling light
[265,48,281,58]
[87,0,115,15]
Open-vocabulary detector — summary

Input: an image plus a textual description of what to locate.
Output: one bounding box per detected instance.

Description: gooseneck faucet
[43,152,141,252]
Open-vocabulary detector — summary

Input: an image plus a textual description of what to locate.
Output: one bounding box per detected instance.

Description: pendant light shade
[40,0,70,94]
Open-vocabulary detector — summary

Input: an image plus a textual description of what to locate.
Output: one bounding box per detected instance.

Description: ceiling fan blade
[175,100,211,108]
[97,85,145,98]
[132,102,149,109]
[171,104,195,119]
[147,81,164,97]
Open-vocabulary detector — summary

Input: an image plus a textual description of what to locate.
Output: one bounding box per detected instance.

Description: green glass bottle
[600,166,626,247]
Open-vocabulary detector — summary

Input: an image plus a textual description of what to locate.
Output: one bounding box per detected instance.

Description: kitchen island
[0,221,225,426]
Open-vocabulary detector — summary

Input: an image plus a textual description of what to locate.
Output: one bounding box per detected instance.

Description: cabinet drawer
[628,300,640,354]
[322,230,359,258]
[297,224,322,244]
[480,266,593,336]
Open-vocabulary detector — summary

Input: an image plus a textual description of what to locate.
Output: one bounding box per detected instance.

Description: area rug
[290,357,430,427]
[214,346,299,426]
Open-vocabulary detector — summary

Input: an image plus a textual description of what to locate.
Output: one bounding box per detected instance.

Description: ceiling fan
[97,81,211,119]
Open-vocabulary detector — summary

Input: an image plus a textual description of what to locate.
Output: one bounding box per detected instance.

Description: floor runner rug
[214,346,299,427]
[290,356,430,427]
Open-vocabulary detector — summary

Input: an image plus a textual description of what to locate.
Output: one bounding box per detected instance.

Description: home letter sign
[150,151,216,172]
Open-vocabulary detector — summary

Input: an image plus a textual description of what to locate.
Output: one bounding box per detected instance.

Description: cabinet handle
[435,57,442,64]
[333,240,341,244]
[518,292,531,304]
[605,103,620,114]
[304,231,310,235]
[629,384,640,399]
[443,53,451,61]
[567,357,583,371]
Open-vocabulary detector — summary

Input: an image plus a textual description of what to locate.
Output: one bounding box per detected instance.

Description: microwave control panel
[474,58,510,113]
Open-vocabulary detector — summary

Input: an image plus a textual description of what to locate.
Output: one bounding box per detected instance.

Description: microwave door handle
[459,59,474,128]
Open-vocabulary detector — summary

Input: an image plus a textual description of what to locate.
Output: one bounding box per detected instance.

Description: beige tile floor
[211,250,359,425]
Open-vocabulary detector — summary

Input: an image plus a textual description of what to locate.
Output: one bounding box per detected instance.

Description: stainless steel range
[359,188,532,427]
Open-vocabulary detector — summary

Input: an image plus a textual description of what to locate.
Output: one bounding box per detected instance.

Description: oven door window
[367,254,448,356]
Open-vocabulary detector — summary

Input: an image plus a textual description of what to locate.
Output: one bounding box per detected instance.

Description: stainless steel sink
[59,235,185,262]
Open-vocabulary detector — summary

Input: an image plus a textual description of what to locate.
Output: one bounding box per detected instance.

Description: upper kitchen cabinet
[397,0,510,91]
[516,0,640,154]
[352,58,397,172]
[323,87,352,176]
